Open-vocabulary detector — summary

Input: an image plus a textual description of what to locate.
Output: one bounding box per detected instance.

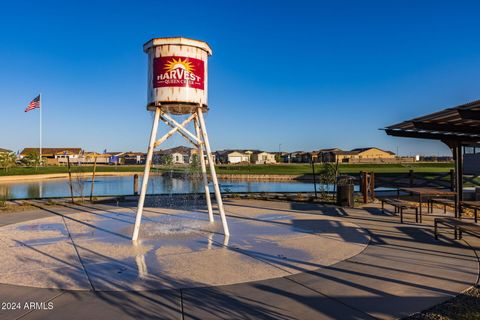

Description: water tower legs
[194,118,214,222]
[132,108,161,241]
[131,106,230,241]
[197,107,230,236]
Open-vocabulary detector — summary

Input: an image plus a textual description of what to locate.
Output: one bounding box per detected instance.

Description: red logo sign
[153,56,204,90]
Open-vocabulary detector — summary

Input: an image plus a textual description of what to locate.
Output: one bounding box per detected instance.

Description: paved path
[0,199,478,319]
[0,201,369,291]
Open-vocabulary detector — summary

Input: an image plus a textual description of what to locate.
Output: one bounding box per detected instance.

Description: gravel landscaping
[406,286,480,320]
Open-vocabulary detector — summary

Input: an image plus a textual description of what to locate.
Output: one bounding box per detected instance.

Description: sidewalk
[0,200,477,320]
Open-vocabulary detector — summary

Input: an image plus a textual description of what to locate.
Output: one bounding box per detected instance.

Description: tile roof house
[251,151,277,164]
[20,148,82,157]
[154,146,197,164]
[20,148,83,165]
[350,147,395,155]
[77,152,111,164]
[289,151,317,163]
[215,150,253,164]
[318,147,395,163]
[123,152,147,165]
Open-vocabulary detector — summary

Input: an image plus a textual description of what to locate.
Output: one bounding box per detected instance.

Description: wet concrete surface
[0,200,369,291]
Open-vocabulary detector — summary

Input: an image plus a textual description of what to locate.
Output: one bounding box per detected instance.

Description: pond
[0,175,361,200]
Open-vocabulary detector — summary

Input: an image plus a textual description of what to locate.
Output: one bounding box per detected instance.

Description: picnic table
[399,187,457,222]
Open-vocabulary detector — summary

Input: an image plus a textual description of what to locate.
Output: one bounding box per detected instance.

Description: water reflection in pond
[0,175,354,200]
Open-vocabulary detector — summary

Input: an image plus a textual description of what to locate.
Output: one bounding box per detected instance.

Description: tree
[162,154,173,166]
[21,151,42,169]
[189,154,200,172]
[0,152,17,172]
[275,154,282,163]
[317,161,339,200]
[72,166,87,203]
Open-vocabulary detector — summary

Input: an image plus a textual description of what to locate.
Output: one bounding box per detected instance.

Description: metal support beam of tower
[132,108,161,241]
[194,117,214,222]
[154,113,197,148]
[196,106,230,236]
[161,112,202,146]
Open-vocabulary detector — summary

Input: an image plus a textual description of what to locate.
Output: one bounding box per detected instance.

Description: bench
[381,198,419,223]
[434,217,480,240]
[428,198,455,214]
[461,201,480,223]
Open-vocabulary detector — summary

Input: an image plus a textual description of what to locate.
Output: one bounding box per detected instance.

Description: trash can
[336,175,354,207]
[475,187,480,201]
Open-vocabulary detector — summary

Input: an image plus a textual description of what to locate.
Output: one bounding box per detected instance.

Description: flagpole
[40,93,42,166]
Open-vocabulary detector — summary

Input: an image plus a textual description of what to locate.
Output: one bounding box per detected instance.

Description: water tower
[132,37,230,241]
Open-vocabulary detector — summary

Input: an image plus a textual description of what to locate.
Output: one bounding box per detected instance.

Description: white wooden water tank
[144,37,212,114]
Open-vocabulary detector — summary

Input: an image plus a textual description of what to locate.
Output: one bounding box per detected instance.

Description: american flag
[24,95,41,112]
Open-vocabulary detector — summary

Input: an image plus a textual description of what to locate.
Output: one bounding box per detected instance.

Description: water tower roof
[143,37,212,55]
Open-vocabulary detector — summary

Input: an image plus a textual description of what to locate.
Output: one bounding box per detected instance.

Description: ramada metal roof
[384,99,480,144]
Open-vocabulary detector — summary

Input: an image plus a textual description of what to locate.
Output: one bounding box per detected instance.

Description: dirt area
[0,199,60,213]
[0,203,34,213]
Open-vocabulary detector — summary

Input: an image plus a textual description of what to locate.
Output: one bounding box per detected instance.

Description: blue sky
[1,0,479,156]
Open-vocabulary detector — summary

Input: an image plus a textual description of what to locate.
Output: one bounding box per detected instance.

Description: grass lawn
[216,163,454,175]
[0,162,454,177]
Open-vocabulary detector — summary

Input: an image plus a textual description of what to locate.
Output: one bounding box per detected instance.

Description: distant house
[318,148,354,163]
[288,151,302,163]
[79,152,111,164]
[348,147,395,162]
[215,150,251,164]
[123,152,146,165]
[318,148,343,162]
[20,147,83,165]
[154,146,196,164]
[289,151,316,163]
[55,150,83,165]
[318,147,395,163]
[351,148,395,159]
[107,152,125,165]
[420,155,453,162]
[273,152,289,163]
[215,149,277,164]
[91,151,144,165]
[251,151,276,164]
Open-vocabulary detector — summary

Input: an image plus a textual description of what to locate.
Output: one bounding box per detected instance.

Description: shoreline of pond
[0,172,317,183]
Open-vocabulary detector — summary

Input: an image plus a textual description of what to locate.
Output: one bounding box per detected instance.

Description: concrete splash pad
[0,201,369,291]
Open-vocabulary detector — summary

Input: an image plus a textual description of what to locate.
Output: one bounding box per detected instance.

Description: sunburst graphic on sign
[164,57,194,73]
